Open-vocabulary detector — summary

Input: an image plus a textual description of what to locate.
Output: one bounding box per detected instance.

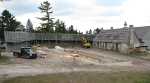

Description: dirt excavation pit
[1,46,150,78]
[35,46,101,66]
[4,46,146,68]
[34,46,134,67]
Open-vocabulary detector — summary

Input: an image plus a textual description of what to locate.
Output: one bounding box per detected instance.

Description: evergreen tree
[1,10,20,31]
[59,21,66,33]
[78,30,83,34]
[0,16,4,41]
[54,19,60,33]
[86,30,89,34]
[68,25,74,33]
[89,29,92,34]
[26,19,33,32]
[68,25,79,34]
[93,28,101,34]
[38,1,54,32]
[0,17,2,31]
[54,19,66,33]
[74,29,78,34]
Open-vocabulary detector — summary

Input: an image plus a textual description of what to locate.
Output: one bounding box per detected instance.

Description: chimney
[124,21,128,28]
[129,25,134,28]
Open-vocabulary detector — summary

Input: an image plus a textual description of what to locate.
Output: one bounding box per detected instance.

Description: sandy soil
[1,47,150,78]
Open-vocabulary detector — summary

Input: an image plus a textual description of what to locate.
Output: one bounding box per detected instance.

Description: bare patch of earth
[0,47,150,78]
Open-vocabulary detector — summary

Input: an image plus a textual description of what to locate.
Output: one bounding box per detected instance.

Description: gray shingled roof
[134,26,150,42]
[94,26,150,43]
[94,28,130,43]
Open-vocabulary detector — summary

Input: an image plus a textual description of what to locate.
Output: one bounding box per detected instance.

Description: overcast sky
[0,0,150,32]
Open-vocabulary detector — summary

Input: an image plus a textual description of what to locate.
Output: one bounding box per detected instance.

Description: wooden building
[93,26,150,53]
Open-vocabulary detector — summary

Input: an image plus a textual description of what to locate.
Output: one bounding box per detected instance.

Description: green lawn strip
[3,71,150,83]
[0,56,11,64]
[124,52,150,61]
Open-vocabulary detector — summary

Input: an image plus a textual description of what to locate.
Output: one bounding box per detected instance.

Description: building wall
[93,41,129,53]
[142,32,150,50]
[118,43,129,53]
[107,43,112,50]
[143,41,150,50]
[129,28,140,48]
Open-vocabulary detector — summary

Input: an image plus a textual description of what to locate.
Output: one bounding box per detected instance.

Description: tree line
[0,1,82,34]
[86,28,102,35]
[34,1,81,34]
[0,1,103,35]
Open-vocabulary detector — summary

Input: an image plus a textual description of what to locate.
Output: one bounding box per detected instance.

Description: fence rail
[4,31,94,43]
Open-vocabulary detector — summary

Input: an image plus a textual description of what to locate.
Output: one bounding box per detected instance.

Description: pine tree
[0,17,2,31]
[26,19,33,32]
[54,19,66,33]
[59,21,66,33]
[54,19,60,33]
[68,25,74,33]
[93,28,101,34]
[89,29,92,34]
[86,30,89,34]
[1,10,20,31]
[0,16,4,41]
[38,1,54,32]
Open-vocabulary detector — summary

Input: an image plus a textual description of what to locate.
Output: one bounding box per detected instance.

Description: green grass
[3,71,150,83]
[128,52,149,56]
[126,52,150,61]
[0,56,10,64]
